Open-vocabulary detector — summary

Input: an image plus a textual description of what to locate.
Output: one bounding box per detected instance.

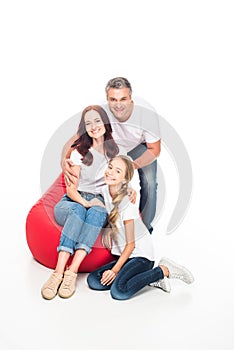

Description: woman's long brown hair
[71,105,119,166]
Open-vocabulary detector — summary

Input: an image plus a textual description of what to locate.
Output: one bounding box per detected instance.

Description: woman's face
[104,158,127,186]
[84,110,106,139]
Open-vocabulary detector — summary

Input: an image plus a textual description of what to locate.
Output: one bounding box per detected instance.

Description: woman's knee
[87,207,108,224]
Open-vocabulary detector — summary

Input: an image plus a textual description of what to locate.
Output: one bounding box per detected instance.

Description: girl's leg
[110,258,163,300]
[87,261,117,291]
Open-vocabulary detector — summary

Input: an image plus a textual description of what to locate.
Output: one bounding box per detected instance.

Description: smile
[105,175,115,181]
[90,128,102,134]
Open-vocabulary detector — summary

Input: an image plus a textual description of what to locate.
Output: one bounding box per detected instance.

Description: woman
[87,155,194,300]
[41,105,124,300]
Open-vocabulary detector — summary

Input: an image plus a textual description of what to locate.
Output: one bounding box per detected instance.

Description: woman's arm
[65,164,88,207]
[61,134,80,185]
[101,219,135,285]
[66,164,105,208]
[61,133,78,167]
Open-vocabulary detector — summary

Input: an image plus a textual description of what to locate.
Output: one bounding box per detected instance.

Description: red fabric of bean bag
[26,173,114,272]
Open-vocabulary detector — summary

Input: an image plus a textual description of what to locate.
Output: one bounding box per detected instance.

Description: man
[62,77,161,233]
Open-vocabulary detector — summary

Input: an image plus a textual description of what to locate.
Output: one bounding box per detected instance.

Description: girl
[41,106,133,300]
[87,155,194,300]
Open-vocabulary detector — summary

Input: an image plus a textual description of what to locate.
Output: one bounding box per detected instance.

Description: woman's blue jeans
[87,257,164,300]
[128,143,157,234]
[54,193,108,255]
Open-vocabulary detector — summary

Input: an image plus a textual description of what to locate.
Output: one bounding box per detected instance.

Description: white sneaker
[149,277,171,293]
[159,257,194,284]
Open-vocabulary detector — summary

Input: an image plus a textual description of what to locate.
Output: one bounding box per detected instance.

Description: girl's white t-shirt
[101,185,155,261]
[70,147,140,198]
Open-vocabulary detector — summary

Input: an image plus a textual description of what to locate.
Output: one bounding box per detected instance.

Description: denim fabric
[54,193,108,255]
[87,257,164,300]
[128,143,158,233]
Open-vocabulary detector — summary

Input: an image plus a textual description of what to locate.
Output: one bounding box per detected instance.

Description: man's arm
[133,139,161,169]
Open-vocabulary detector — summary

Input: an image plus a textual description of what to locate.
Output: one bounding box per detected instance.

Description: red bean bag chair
[26,173,114,272]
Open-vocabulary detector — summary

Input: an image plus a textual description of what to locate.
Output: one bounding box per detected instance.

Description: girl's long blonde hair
[108,155,135,236]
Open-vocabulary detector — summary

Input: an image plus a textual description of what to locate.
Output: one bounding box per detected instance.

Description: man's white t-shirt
[101,185,155,261]
[103,103,161,152]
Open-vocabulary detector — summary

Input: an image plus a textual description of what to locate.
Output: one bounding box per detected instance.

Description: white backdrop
[1,1,234,349]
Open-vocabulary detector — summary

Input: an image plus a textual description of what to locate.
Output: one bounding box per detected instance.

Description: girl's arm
[101,219,135,286]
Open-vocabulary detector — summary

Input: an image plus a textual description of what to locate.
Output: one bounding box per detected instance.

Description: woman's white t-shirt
[70,148,109,194]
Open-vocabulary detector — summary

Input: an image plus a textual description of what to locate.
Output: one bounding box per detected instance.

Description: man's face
[107,87,133,122]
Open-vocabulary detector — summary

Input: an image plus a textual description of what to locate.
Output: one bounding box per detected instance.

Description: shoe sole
[41,290,58,300]
[58,289,76,299]
[159,257,194,284]
[148,278,171,293]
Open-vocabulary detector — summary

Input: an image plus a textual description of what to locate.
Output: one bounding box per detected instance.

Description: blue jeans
[54,193,108,255]
[128,143,157,233]
[87,257,164,300]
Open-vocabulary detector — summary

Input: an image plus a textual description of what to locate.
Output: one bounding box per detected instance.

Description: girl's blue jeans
[87,257,164,300]
[54,192,108,255]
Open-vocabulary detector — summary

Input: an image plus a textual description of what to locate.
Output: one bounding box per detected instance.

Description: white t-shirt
[72,100,161,153]
[70,148,108,194]
[70,147,140,196]
[101,185,155,261]
[103,103,161,152]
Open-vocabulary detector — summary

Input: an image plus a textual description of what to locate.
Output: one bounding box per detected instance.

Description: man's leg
[128,143,157,233]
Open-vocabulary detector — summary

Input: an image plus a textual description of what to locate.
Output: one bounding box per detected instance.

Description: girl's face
[84,110,106,139]
[105,158,127,186]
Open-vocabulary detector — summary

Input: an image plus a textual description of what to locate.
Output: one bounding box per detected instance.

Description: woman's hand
[87,198,106,208]
[101,270,117,286]
[127,188,137,204]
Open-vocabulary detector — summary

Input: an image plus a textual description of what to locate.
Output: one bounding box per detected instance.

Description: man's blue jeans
[54,193,108,255]
[87,257,164,300]
[128,143,158,233]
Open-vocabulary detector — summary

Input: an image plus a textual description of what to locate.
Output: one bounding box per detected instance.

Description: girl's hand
[127,188,137,204]
[101,270,117,285]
